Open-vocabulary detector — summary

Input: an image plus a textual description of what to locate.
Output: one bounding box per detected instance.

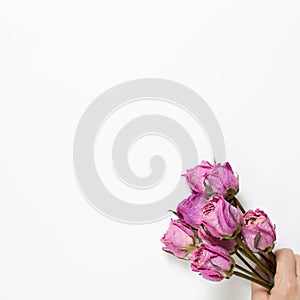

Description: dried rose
[161,220,196,258]
[242,209,276,252]
[190,244,234,282]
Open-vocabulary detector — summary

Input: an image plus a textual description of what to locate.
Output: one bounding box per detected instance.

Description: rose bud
[200,195,243,239]
[190,244,234,282]
[161,220,196,259]
[198,226,237,253]
[177,192,208,229]
[242,209,276,253]
[182,160,213,193]
[205,162,239,200]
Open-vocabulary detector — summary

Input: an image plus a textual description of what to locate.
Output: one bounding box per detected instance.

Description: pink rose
[161,220,196,259]
[190,244,234,282]
[198,226,237,253]
[205,162,239,199]
[183,161,239,200]
[182,161,213,193]
[177,192,208,229]
[200,195,242,239]
[242,209,276,252]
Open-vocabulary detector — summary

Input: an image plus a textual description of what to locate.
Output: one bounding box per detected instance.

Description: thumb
[251,282,269,300]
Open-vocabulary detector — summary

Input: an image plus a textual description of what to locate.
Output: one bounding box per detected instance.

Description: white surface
[1,1,300,299]
[93,99,211,205]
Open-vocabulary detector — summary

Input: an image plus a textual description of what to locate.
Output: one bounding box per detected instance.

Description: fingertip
[275,248,295,257]
[275,248,297,284]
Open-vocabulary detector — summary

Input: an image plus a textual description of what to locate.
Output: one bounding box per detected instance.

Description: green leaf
[225,188,236,201]
[254,232,261,249]
[203,179,216,197]
[168,210,178,216]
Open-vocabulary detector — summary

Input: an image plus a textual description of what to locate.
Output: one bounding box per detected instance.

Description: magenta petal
[242,209,276,252]
[190,244,233,282]
[177,192,209,228]
[200,195,242,239]
[161,220,195,258]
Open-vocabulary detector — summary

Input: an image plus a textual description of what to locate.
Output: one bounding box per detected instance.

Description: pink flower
[183,161,239,200]
[198,226,237,253]
[177,192,208,229]
[161,220,196,259]
[200,195,242,239]
[242,209,276,252]
[205,162,239,199]
[190,244,234,282]
[182,161,213,193]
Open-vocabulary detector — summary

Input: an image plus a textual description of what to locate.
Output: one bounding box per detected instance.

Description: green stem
[236,237,274,279]
[238,248,254,261]
[236,251,262,279]
[269,251,277,266]
[233,197,246,213]
[238,248,270,280]
[258,253,276,273]
[235,265,272,287]
[258,253,273,266]
[235,264,256,277]
[233,271,273,290]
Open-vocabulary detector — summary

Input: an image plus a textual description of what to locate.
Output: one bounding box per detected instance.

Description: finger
[295,254,300,278]
[274,248,297,284]
[251,282,269,300]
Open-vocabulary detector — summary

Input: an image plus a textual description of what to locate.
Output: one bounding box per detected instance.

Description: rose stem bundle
[231,197,276,286]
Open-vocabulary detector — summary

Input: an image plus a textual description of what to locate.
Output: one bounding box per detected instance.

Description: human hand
[252,248,300,300]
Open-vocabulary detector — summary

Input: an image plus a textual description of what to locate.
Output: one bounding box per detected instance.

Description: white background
[1,1,300,299]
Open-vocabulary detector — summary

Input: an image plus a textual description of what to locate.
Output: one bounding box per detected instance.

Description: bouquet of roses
[161,161,276,290]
